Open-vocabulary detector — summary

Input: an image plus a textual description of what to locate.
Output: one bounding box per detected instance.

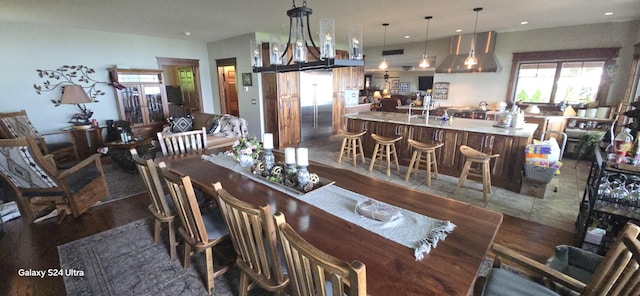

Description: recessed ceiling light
[404,35,410,39]
[520,21,529,25]
[183,32,191,36]
[604,12,614,16]
[456,29,462,33]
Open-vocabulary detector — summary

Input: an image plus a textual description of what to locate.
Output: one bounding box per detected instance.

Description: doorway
[216,58,239,117]
[157,57,203,117]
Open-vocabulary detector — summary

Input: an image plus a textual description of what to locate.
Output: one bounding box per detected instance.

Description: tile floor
[301,136,591,233]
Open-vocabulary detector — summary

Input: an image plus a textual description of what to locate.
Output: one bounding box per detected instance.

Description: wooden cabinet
[262,72,300,149]
[109,68,168,140]
[410,126,463,174]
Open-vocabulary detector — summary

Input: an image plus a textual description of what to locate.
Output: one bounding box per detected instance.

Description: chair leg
[357,138,365,163]
[368,143,380,172]
[183,244,191,269]
[413,151,422,177]
[154,219,162,243]
[455,160,472,194]
[392,144,400,171]
[205,248,214,294]
[168,220,177,261]
[404,150,418,181]
[385,144,391,176]
[431,151,439,180]
[426,152,432,187]
[239,271,250,296]
[351,138,358,167]
[482,162,490,201]
[338,137,347,163]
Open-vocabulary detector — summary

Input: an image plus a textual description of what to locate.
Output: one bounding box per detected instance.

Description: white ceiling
[1,0,639,47]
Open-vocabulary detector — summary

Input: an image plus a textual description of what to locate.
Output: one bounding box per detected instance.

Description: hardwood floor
[0,191,574,296]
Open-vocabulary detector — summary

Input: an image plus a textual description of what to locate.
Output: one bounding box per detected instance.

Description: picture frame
[242,73,252,86]
[400,82,410,92]
[392,79,400,89]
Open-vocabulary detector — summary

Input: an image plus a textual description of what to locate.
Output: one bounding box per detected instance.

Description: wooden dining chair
[274,212,367,296]
[130,149,177,260]
[157,162,231,294]
[212,182,289,296]
[482,222,640,296]
[0,138,108,223]
[157,127,207,156]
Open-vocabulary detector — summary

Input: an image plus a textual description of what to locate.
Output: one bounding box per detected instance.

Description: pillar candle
[263,133,273,149]
[296,147,308,166]
[285,148,296,164]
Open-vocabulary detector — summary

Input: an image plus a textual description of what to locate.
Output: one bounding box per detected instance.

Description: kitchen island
[346,112,538,192]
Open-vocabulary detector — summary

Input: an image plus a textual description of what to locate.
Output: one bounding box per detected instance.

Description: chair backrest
[158,162,209,243]
[274,212,367,296]
[130,149,171,218]
[0,138,59,190]
[583,223,640,296]
[379,98,402,112]
[0,110,41,139]
[212,182,288,290]
[157,127,207,156]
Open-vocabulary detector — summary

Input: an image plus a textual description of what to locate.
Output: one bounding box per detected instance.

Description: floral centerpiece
[251,161,322,193]
[228,137,262,166]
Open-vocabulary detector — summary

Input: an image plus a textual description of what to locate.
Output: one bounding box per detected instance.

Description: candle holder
[286,163,297,175]
[263,148,275,171]
[297,165,310,188]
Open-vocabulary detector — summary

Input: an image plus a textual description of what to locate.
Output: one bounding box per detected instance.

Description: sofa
[167,112,248,149]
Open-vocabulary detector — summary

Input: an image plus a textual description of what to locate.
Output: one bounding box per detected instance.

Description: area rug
[58,219,270,296]
[59,219,524,295]
[101,162,147,203]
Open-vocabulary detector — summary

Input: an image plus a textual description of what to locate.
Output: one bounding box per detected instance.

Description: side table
[105,138,156,172]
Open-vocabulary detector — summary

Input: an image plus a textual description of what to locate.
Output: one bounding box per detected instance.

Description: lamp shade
[60,85,92,104]
[373,91,382,99]
[382,89,391,98]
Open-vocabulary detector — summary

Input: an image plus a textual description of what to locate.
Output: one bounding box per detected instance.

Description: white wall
[365,21,640,109]
[207,33,266,138]
[0,22,214,137]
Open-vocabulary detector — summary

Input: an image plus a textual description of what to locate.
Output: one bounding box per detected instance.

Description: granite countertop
[346,111,538,138]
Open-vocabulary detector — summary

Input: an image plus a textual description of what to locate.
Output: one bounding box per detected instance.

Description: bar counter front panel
[346,112,538,192]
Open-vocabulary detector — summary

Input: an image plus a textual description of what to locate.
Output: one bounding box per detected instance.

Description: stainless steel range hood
[436,31,499,73]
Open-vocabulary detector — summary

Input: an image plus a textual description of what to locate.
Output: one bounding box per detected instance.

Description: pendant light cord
[471,8,482,53]
[423,16,431,55]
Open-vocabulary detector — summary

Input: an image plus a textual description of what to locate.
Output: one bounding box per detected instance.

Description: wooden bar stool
[454,145,500,201]
[337,130,366,166]
[404,139,444,186]
[368,133,402,176]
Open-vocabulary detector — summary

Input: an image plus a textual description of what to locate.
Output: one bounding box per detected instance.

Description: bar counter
[345,112,538,192]
[346,111,538,138]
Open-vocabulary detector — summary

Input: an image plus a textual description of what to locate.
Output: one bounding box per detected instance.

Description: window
[507,48,619,105]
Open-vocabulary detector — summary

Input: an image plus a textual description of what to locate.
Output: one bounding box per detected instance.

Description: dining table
[161,152,503,296]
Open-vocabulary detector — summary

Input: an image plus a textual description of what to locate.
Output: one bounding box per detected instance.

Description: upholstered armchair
[0,110,78,162]
[0,138,108,222]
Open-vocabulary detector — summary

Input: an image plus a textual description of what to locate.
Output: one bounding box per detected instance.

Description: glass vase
[238,154,255,167]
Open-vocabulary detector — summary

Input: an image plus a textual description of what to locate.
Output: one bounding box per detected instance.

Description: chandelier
[252,0,364,73]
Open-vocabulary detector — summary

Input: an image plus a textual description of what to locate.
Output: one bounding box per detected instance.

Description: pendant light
[378,23,389,70]
[464,7,483,69]
[418,16,433,68]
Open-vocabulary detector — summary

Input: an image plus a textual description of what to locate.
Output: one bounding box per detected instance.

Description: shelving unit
[576,148,640,255]
[564,117,614,159]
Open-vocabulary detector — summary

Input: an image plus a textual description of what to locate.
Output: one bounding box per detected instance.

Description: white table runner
[201,154,455,260]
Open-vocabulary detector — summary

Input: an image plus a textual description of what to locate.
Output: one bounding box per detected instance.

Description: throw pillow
[208,118,221,135]
[169,116,193,133]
